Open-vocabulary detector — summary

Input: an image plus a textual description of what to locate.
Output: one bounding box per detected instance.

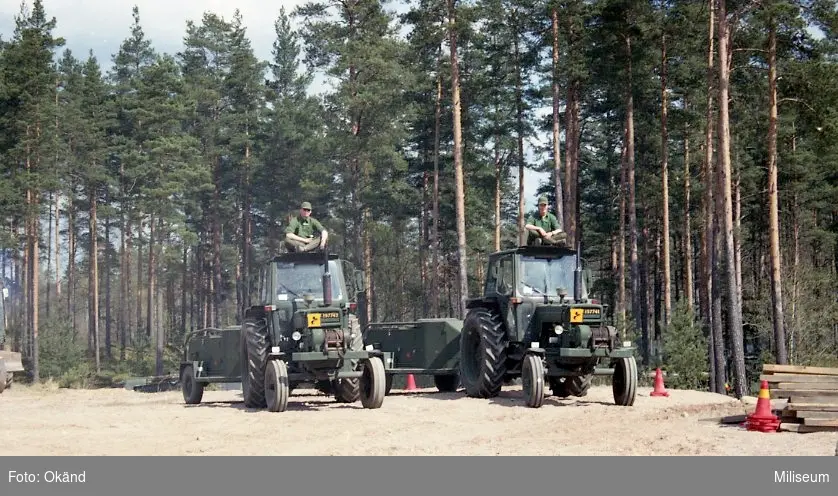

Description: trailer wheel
[265,359,289,413]
[360,356,386,409]
[459,306,507,398]
[181,365,204,405]
[612,356,637,407]
[241,318,268,409]
[434,373,459,393]
[522,354,545,408]
[0,360,6,394]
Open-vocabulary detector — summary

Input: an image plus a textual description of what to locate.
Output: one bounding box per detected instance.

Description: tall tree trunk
[105,200,112,361]
[766,19,788,364]
[148,215,159,375]
[68,178,77,329]
[432,68,442,318]
[514,12,526,245]
[716,0,747,398]
[494,143,502,252]
[421,169,429,317]
[54,194,61,300]
[182,246,188,334]
[89,188,100,373]
[213,155,222,329]
[683,113,694,313]
[46,192,53,318]
[241,142,253,317]
[699,0,722,393]
[137,218,144,337]
[660,30,672,327]
[625,35,642,362]
[551,7,564,227]
[617,128,628,331]
[448,0,469,318]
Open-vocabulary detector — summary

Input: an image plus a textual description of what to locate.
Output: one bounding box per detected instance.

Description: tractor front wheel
[265,359,290,413]
[459,307,507,398]
[612,356,638,406]
[522,354,545,408]
[181,365,204,405]
[360,356,386,409]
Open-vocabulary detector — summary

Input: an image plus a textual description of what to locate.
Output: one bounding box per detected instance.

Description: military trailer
[363,318,461,395]
[0,281,23,394]
[180,251,388,412]
[459,243,637,408]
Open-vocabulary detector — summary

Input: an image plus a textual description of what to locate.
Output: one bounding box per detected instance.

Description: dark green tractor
[459,244,637,408]
[179,251,387,412]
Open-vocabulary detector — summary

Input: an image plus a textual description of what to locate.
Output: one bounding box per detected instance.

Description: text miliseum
[774,471,830,483]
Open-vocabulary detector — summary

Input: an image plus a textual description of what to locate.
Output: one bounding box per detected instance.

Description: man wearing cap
[284,201,329,252]
[525,195,565,246]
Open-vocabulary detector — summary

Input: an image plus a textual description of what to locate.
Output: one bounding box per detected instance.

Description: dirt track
[1,382,836,456]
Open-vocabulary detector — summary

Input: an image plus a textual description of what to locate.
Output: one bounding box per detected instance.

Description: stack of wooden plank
[761,364,838,433]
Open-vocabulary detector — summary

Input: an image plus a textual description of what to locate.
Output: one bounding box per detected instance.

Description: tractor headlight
[554,324,564,335]
[292,331,302,341]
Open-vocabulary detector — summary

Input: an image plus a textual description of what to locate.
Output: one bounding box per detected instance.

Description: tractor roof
[491,244,578,259]
[269,252,341,264]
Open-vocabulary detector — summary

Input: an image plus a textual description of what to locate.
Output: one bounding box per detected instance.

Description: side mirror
[354,270,365,294]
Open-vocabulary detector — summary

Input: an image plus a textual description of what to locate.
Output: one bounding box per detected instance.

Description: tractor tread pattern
[462,307,507,398]
[243,319,269,408]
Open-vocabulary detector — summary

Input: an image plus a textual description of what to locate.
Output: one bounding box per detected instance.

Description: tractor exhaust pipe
[322,249,332,307]
[573,240,583,303]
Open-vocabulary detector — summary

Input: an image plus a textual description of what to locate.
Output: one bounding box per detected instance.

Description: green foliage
[661,301,708,391]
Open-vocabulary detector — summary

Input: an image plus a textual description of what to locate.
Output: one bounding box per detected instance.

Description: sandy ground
[1,382,836,456]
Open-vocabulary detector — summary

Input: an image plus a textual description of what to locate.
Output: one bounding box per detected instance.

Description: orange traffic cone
[650,368,670,397]
[745,380,780,433]
[404,374,417,391]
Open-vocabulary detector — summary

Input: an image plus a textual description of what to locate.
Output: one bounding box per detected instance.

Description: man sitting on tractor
[284,201,329,252]
[525,195,566,246]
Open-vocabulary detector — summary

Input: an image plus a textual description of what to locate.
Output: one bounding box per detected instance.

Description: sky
[0,0,552,211]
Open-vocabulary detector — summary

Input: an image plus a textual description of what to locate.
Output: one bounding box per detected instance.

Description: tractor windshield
[274,260,344,302]
[518,255,587,299]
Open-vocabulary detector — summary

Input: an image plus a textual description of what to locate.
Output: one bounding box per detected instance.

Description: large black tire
[434,374,459,393]
[0,360,6,394]
[181,365,204,405]
[265,359,290,413]
[564,374,593,397]
[334,314,363,403]
[613,356,638,406]
[241,318,269,409]
[459,307,507,398]
[360,356,386,409]
[522,354,545,408]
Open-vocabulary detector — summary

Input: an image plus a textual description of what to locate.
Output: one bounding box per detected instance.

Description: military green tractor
[180,251,388,412]
[459,244,637,408]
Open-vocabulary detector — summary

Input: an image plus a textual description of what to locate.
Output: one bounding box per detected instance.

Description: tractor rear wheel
[612,356,637,406]
[434,373,459,393]
[265,359,290,412]
[181,365,204,405]
[360,356,386,409]
[522,354,545,408]
[460,307,507,398]
[241,318,269,409]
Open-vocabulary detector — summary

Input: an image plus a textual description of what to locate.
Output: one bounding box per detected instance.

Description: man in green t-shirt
[525,195,566,246]
[284,201,329,252]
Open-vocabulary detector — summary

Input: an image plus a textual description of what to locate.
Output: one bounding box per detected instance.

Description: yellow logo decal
[570,308,584,323]
[307,313,321,327]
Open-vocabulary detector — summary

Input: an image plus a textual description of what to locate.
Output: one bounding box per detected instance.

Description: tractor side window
[495,257,514,295]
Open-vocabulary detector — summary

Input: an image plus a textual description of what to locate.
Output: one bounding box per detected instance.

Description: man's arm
[524,217,546,237]
[545,215,562,237]
[313,218,329,247]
